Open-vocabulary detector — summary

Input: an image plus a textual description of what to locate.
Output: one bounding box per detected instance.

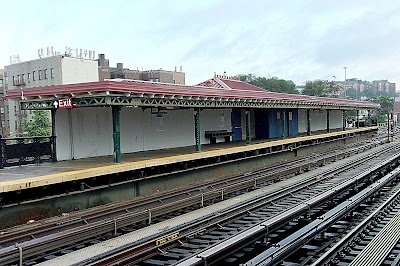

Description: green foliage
[302,80,341,97]
[239,74,299,94]
[22,110,51,137]
[369,96,394,122]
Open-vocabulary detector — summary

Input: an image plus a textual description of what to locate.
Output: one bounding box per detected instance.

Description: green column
[343,110,346,131]
[51,108,57,162]
[112,106,122,163]
[356,110,360,129]
[281,110,286,139]
[194,108,201,151]
[307,109,311,136]
[367,110,371,127]
[246,110,251,144]
[327,109,330,133]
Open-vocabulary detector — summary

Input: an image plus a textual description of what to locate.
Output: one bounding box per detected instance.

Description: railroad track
[0,140,377,249]
[243,166,400,266]
[309,179,400,265]
[43,142,400,266]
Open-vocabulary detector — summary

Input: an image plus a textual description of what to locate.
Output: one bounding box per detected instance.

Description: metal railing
[0,136,56,168]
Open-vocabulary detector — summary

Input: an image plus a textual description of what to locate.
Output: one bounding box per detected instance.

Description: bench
[205,130,234,144]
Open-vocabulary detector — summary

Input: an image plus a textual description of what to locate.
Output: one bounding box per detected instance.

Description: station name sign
[53,99,73,109]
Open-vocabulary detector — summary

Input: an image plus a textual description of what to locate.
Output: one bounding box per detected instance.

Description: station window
[51,68,54,79]
[39,70,42,80]
[44,69,48,79]
[33,71,36,81]
[27,73,31,83]
[17,75,20,84]
[12,76,15,85]
[22,74,25,83]
[15,121,17,131]
[0,107,4,114]
[6,106,9,113]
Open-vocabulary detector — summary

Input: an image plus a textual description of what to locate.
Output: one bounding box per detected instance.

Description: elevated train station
[0,75,379,223]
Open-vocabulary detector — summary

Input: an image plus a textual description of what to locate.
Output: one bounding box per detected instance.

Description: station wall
[55,107,232,160]
[298,109,344,133]
[330,110,343,129]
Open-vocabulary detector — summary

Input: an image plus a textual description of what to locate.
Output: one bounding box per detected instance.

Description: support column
[281,110,286,139]
[343,110,346,131]
[112,106,122,163]
[306,109,311,136]
[246,110,251,144]
[194,108,201,151]
[356,110,360,129]
[51,108,57,162]
[367,110,371,126]
[326,109,330,133]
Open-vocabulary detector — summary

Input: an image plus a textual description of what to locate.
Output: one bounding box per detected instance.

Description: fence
[0,136,56,168]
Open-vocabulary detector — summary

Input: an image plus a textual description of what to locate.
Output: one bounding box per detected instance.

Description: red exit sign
[54,99,73,109]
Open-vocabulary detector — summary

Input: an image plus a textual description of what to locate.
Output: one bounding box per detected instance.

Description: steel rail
[82,145,400,266]
[0,140,377,249]
[312,181,400,265]
[243,166,400,266]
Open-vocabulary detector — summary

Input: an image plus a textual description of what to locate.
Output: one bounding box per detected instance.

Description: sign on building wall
[220,114,225,128]
[156,114,164,132]
[53,99,73,109]
[289,112,293,121]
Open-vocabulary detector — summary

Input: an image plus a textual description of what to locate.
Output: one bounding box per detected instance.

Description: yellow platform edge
[0,127,378,193]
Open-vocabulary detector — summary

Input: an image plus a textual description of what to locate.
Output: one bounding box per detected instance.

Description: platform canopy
[5,76,379,110]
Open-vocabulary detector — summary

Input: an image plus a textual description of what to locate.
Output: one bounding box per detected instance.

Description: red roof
[197,76,266,92]
[5,78,379,109]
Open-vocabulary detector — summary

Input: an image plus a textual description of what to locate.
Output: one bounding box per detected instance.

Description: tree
[239,74,299,94]
[369,96,394,122]
[302,80,340,97]
[22,110,51,137]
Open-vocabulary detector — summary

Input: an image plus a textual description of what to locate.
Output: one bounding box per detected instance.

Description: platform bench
[205,130,234,144]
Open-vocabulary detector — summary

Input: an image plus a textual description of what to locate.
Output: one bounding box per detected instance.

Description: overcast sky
[1,0,399,88]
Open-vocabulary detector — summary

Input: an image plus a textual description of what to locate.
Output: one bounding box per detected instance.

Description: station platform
[0,127,378,194]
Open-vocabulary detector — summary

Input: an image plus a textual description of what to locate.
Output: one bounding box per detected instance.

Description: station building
[5,74,378,162]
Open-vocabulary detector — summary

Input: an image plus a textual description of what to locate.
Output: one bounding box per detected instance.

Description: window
[0,107,4,114]
[44,69,48,79]
[5,76,8,86]
[17,75,20,84]
[51,68,54,79]
[28,73,31,83]
[15,121,17,131]
[12,76,15,85]
[39,70,42,80]
[6,106,9,113]
[22,74,25,83]
[14,105,17,114]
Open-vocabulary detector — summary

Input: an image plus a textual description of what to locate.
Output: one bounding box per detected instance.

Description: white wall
[298,109,307,133]
[200,109,232,143]
[298,109,343,133]
[61,57,99,84]
[56,107,233,160]
[330,110,343,129]
[55,108,73,161]
[142,108,195,150]
[120,107,144,153]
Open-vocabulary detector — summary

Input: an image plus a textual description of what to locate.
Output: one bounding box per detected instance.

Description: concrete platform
[0,127,377,193]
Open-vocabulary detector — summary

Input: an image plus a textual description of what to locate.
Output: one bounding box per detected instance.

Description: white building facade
[4,55,98,136]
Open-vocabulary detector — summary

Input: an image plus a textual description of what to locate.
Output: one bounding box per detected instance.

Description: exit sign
[53,99,73,109]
